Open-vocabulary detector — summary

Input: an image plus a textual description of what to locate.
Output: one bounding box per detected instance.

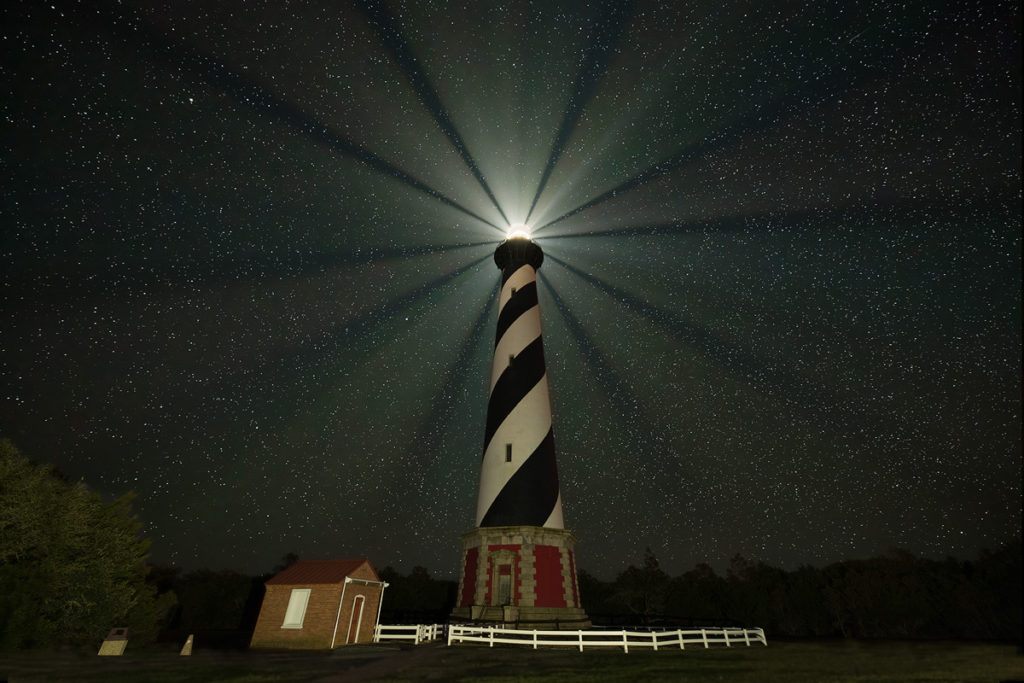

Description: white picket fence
[447,625,767,653]
[373,623,446,644]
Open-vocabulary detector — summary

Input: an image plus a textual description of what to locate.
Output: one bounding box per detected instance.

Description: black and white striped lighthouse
[451,232,588,627]
[476,236,563,529]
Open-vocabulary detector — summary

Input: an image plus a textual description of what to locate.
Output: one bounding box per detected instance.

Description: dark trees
[665,562,730,625]
[609,547,670,624]
[579,543,1021,640]
[0,440,175,649]
[576,568,617,618]
[378,565,457,623]
[172,569,261,632]
[148,564,270,649]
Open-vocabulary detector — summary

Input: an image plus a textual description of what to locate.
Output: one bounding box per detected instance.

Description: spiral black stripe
[494,280,538,347]
[482,335,547,450]
[479,429,559,527]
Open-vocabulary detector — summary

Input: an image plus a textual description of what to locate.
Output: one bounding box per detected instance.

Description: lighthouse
[451,231,588,627]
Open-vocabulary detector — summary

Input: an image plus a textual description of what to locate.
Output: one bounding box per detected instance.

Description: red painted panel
[533,545,566,607]
[459,548,478,607]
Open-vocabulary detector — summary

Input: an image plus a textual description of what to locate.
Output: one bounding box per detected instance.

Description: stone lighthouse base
[450,526,590,629]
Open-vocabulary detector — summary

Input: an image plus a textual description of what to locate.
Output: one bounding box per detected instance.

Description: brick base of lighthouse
[450,526,590,628]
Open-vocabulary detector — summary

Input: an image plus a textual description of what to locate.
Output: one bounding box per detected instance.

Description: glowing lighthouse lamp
[506,224,532,240]
[450,224,589,627]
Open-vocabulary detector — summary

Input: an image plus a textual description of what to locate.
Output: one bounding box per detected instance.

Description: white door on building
[346,594,365,644]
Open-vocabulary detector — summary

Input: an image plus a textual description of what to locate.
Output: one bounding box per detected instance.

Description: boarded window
[281,588,311,629]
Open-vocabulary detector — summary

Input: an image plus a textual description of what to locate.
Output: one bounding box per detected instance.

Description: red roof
[266,559,377,585]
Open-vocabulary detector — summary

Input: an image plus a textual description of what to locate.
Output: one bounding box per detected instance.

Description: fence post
[447,626,454,647]
[724,629,731,647]
[652,631,658,652]
[373,624,380,643]
[489,626,494,648]
[701,628,708,649]
[743,629,750,646]
[578,630,584,652]
[622,630,629,654]
[678,629,684,650]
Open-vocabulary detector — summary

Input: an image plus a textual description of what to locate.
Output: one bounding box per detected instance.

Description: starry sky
[1,0,1020,580]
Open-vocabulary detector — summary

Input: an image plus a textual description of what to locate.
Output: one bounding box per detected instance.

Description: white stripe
[542,493,565,529]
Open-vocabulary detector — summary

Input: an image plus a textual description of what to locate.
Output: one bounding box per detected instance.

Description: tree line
[1,439,1019,649]
[580,546,1021,640]
[145,543,1020,644]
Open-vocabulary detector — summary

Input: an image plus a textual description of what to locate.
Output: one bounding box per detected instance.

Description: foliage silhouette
[582,545,1021,640]
[0,440,175,649]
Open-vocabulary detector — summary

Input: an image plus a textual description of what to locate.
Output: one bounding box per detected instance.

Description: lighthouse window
[508,354,515,367]
[510,287,517,296]
[505,443,512,462]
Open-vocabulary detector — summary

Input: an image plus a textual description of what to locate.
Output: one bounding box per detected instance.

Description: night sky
[1,0,1020,580]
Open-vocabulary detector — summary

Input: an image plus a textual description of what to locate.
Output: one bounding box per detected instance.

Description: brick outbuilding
[249,559,386,650]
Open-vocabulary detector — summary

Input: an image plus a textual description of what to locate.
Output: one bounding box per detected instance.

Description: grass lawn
[0,640,1020,682]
